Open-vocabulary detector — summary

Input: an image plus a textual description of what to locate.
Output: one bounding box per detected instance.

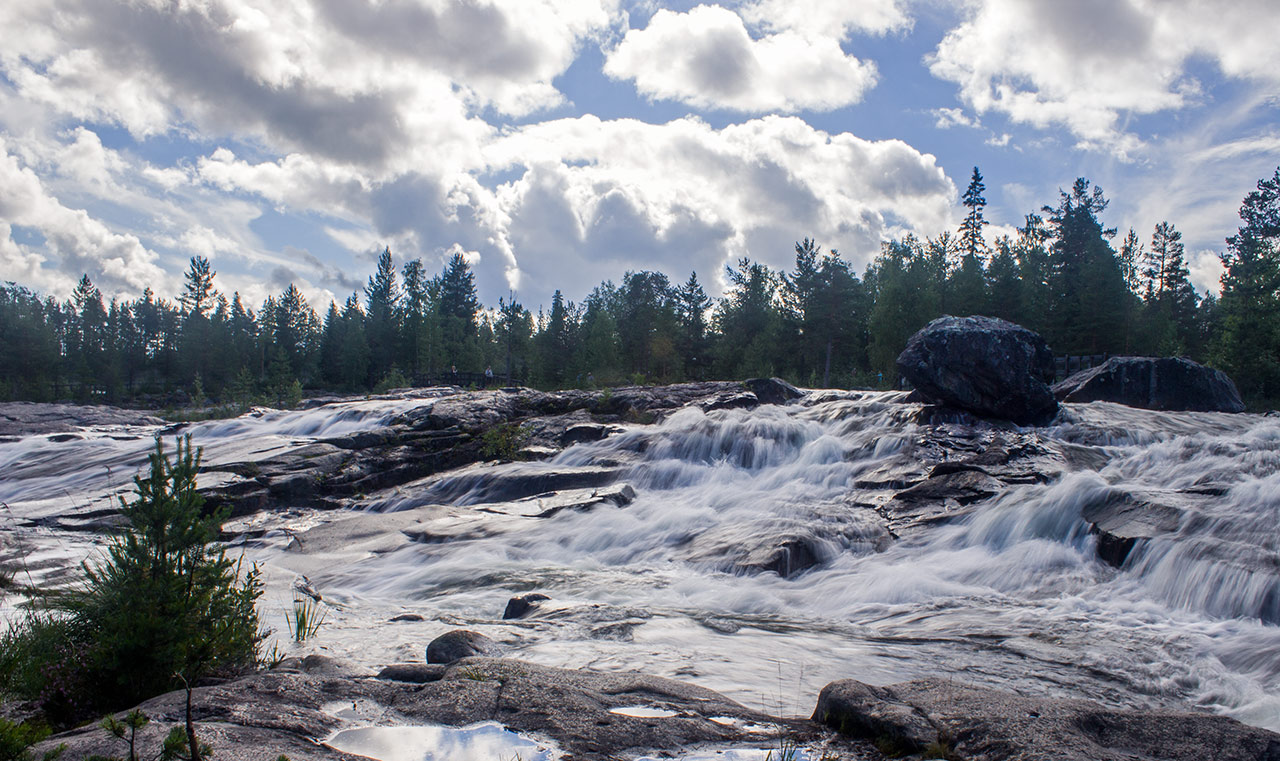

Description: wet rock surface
[815,677,1280,761]
[199,381,803,516]
[1054,356,1247,412]
[897,315,1059,425]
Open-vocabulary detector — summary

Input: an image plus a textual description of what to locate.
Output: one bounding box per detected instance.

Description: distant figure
[450,365,457,383]
[586,372,595,387]
[877,371,883,388]
[484,366,494,387]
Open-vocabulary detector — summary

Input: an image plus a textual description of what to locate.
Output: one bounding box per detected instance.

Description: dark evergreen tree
[715,258,783,378]
[1043,178,1128,354]
[617,271,678,379]
[986,236,1022,323]
[438,253,480,370]
[364,247,400,384]
[675,272,711,380]
[959,166,989,261]
[1215,166,1280,403]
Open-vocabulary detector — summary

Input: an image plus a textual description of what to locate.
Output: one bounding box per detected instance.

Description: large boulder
[814,677,1280,761]
[1053,356,1246,412]
[425,629,503,664]
[896,316,1058,425]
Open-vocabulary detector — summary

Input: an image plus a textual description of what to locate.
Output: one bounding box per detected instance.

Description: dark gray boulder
[1053,356,1246,412]
[744,377,805,405]
[897,315,1058,425]
[815,677,1280,761]
[425,629,503,664]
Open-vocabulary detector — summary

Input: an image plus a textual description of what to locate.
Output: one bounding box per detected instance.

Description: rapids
[2,390,1278,731]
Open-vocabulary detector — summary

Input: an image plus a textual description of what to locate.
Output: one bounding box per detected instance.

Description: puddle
[324,720,560,761]
[707,716,777,733]
[608,705,679,718]
[633,750,778,761]
[635,748,820,761]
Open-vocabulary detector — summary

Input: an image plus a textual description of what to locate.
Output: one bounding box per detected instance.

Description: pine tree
[676,272,711,380]
[364,247,400,384]
[65,436,262,716]
[959,166,989,262]
[1119,228,1143,296]
[179,257,217,318]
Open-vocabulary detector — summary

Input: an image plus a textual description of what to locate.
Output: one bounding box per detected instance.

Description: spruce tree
[364,247,400,384]
[959,166,989,262]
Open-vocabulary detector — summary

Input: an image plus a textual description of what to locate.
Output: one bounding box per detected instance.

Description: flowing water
[2,391,1278,732]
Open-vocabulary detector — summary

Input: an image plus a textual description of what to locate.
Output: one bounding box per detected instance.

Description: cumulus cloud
[927,0,1280,156]
[485,115,954,300]
[604,5,878,113]
[0,0,610,170]
[0,138,166,297]
[736,0,910,38]
[0,0,959,310]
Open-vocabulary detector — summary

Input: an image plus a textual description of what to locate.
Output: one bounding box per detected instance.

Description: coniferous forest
[3,167,1279,409]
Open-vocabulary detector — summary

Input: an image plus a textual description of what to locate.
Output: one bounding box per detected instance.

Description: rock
[561,423,615,445]
[703,392,760,412]
[1053,356,1246,413]
[744,377,805,405]
[813,680,938,753]
[893,469,1005,506]
[503,593,551,620]
[376,663,446,683]
[39,660,790,761]
[0,401,165,436]
[426,629,503,664]
[389,613,425,622]
[736,537,825,578]
[897,315,1058,425]
[1080,489,1183,567]
[814,677,1280,761]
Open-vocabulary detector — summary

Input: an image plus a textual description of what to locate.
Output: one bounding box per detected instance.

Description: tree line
[2,166,1278,408]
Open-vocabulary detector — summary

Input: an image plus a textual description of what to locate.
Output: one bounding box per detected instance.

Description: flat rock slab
[40,659,801,761]
[814,677,1280,761]
[0,401,165,435]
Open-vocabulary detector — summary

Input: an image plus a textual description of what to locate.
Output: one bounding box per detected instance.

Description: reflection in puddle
[325,721,559,761]
[707,716,775,733]
[635,749,817,761]
[608,705,679,718]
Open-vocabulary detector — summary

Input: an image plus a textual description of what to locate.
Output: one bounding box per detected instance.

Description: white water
[2,391,1278,732]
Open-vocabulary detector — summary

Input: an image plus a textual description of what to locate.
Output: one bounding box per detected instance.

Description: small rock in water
[426,629,503,664]
[389,613,426,622]
[503,593,551,620]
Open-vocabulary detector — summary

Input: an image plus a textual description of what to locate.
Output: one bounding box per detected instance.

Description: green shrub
[374,365,410,393]
[480,423,531,461]
[1,437,264,726]
[0,717,63,761]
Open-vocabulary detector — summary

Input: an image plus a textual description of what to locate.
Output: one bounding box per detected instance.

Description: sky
[2,0,1279,314]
